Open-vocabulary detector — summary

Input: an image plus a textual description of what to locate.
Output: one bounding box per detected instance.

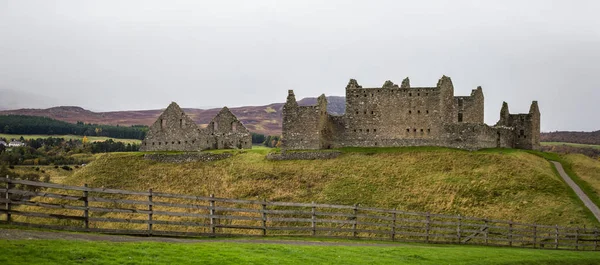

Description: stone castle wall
[282,76,540,151]
[140,103,252,152]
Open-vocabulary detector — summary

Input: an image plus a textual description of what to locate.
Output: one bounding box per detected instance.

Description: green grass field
[0,133,141,144]
[1,238,599,265]
[541,142,600,150]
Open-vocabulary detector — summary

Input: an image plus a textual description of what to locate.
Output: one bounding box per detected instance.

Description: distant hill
[4,98,597,139]
[0,96,346,136]
[541,131,600,145]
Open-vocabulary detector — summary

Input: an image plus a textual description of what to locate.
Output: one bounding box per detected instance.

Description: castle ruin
[140,102,252,151]
[282,76,540,150]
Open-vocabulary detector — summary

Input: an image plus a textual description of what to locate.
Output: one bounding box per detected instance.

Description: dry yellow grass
[563,154,600,202]
[12,165,80,183]
[47,148,597,227]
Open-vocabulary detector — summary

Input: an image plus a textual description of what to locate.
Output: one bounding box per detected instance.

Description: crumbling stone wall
[282,90,324,149]
[496,101,540,150]
[143,152,232,163]
[140,102,204,151]
[208,107,252,149]
[282,76,541,151]
[140,103,252,152]
[266,151,341,161]
[454,86,484,124]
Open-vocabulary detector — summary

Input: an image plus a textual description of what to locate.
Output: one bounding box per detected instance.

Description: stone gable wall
[140,103,204,151]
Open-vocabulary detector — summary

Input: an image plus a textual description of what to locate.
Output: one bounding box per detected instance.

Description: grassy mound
[62,147,597,226]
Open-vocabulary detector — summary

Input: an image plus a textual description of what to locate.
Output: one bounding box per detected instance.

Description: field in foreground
[0,133,141,144]
[1,237,599,265]
[55,147,598,226]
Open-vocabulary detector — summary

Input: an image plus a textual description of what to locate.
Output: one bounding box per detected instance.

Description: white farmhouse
[8,140,25,147]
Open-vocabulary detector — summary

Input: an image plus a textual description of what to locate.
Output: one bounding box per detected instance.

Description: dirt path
[0,228,417,247]
[551,161,600,222]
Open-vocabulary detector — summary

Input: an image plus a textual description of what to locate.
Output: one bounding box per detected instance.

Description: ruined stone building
[140,102,252,151]
[282,76,540,150]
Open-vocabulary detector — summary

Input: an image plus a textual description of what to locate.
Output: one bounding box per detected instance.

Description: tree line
[540,131,600,145]
[0,115,148,139]
[0,136,140,166]
[251,133,281,147]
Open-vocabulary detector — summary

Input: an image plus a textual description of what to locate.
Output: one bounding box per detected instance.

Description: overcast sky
[1,0,599,131]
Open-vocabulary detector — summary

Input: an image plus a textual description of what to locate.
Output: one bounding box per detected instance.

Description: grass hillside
[62,147,598,226]
[563,154,600,206]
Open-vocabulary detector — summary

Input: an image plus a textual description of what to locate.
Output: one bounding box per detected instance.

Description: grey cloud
[0,0,599,131]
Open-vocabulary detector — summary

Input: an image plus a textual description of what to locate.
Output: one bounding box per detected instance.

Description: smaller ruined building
[282,76,540,151]
[140,102,252,151]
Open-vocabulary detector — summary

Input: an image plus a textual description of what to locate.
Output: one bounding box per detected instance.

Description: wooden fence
[0,176,598,251]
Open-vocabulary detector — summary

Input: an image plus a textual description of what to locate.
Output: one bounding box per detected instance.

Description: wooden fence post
[261,199,267,236]
[484,220,489,245]
[555,225,559,249]
[4,176,10,223]
[311,202,316,236]
[532,224,537,249]
[83,184,89,230]
[425,212,431,243]
[457,215,462,243]
[575,228,580,251]
[148,188,153,236]
[509,221,513,247]
[352,204,358,238]
[594,227,598,251]
[209,194,215,236]
[391,208,396,241]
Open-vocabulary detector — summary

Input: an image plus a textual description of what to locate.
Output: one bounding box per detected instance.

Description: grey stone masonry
[140,102,252,152]
[282,76,540,151]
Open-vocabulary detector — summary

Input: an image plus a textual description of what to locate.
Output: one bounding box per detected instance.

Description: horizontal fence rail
[0,176,598,251]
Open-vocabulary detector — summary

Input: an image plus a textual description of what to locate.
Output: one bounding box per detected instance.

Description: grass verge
[526,150,600,219]
[1,238,599,265]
